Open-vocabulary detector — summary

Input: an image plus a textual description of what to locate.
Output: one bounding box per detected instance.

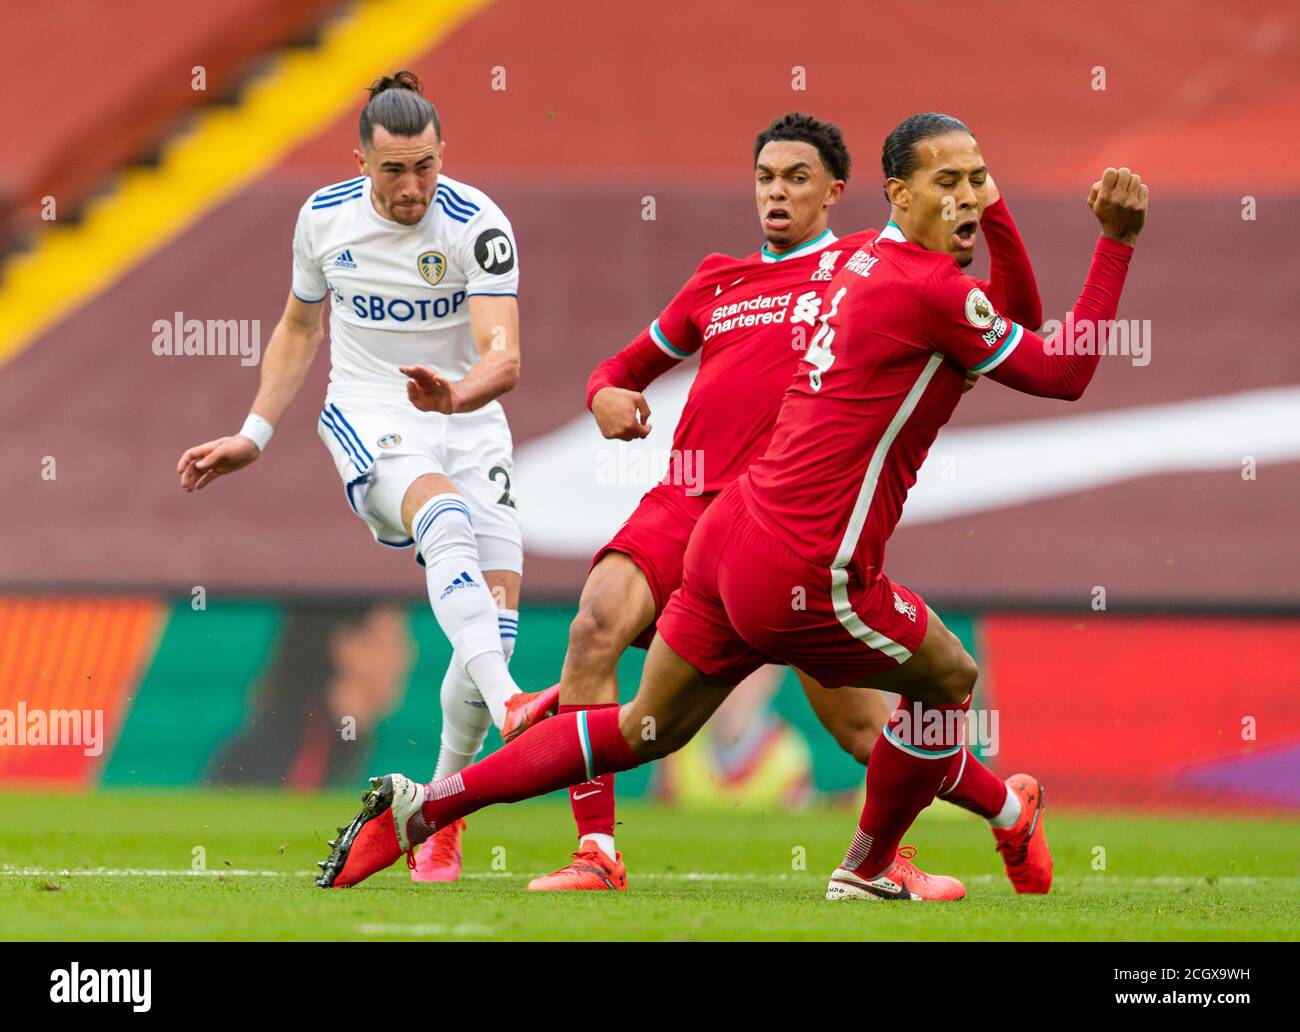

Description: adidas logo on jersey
[334,249,358,269]
[439,570,479,599]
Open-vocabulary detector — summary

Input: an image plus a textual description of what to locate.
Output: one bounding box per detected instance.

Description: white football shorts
[316,396,522,573]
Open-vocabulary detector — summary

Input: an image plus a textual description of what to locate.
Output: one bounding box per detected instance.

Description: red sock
[937,748,1008,820]
[421,706,638,829]
[561,703,618,839]
[842,694,971,878]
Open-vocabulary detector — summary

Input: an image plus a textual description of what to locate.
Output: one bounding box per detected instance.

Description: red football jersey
[643,229,877,492]
[740,222,1029,584]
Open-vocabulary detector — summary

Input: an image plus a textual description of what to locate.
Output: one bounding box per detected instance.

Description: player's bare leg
[794,668,886,765]
[616,635,735,762]
[847,607,975,702]
[527,552,657,889]
[561,552,657,705]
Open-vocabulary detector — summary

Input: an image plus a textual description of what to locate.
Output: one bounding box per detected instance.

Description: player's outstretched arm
[402,294,520,414]
[176,291,326,491]
[983,168,1146,400]
[976,176,1043,331]
[936,168,1146,402]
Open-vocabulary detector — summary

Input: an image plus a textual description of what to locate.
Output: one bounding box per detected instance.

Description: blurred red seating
[0,0,343,250]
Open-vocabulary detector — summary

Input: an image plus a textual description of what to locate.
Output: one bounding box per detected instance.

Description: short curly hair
[754,112,851,182]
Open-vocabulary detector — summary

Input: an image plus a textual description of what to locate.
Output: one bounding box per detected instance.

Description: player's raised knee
[843,716,883,765]
[935,649,978,706]
[567,601,626,664]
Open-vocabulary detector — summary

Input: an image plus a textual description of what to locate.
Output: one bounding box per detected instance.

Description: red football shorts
[591,482,717,649]
[656,482,929,688]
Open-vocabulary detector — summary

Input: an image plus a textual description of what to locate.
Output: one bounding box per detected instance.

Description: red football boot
[410,818,467,883]
[316,774,430,888]
[826,845,966,901]
[501,684,562,743]
[527,843,627,891]
[993,773,1053,894]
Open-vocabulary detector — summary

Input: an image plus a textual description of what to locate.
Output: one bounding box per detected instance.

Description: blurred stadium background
[1,0,1298,819]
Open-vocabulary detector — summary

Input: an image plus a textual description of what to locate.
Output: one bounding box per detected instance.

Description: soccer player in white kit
[176,71,556,881]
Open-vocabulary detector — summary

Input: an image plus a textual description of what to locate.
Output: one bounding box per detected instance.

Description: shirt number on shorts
[489,465,516,508]
[806,285,846,392]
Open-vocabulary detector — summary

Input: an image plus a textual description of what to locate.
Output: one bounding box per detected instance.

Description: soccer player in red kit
[316,112,1146,899]
[514,113,1040,892]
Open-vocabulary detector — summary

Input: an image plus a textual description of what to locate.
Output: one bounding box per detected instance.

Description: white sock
[432,656,492,781]
[465,654,516,730]
[497,609,518,663]
[580,833,617,862]
[415,493,520,728]
[431,612,519,780]
[463,611,519,730]
[989,785,1023,829]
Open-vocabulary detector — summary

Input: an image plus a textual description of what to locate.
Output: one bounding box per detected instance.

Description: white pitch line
[0,867,301,877]
[0,866,1290,886]
[356,923,495,936]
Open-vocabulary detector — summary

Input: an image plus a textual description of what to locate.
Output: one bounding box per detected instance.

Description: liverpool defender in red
[510,113,1040,892]
[318,113,1144,899]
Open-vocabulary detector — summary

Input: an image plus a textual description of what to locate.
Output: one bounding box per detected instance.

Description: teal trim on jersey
[969,321,1024,374]
[877,221,907,243]
[650,318,690,358]
[760,227,834,262]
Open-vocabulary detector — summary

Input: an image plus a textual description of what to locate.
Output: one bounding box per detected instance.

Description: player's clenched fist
[1088,166,1148,246]
[591,386,652,441]
[176,435,260,492]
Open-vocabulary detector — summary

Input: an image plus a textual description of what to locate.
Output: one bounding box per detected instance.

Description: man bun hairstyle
[881,112,970,182]
[359,70,440,148]
[754,112,851,182]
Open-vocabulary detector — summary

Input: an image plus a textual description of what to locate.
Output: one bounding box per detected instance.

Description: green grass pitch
[1,790,1296,941]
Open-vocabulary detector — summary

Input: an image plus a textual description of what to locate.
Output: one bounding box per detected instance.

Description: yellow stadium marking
[0,0,491,368]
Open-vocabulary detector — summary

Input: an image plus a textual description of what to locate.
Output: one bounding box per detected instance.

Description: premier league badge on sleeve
[964,287,996,328]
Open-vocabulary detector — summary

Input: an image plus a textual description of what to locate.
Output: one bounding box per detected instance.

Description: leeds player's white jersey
[291,173,519,405]
[291,173,523,557]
